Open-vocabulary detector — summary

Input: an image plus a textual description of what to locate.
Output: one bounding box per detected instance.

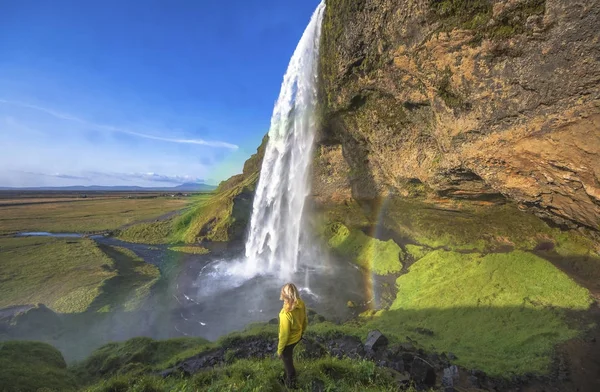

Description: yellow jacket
[277,298,308,355]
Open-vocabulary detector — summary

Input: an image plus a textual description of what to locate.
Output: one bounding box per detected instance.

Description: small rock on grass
[365,330,389,351]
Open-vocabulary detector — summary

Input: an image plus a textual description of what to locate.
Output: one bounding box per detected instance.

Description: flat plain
[0,191,196,313]
[0,191,191,235]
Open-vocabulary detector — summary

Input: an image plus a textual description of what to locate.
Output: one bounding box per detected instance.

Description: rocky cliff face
[315,0,600,234]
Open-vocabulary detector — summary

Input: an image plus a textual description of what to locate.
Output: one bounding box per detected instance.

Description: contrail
[0,99,239,149]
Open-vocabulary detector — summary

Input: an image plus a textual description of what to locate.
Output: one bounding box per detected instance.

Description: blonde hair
[280,283,300,312]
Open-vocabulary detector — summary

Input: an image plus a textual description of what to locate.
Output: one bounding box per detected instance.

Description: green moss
[322,222,404,275]
[363,250,592,376]
[0,237,115,313]
[428,0,546,41]
[117,220,174,245]
[429,0,492,32]
[553,231,597,257]
[172,172,258,244]
[437,66,467,109]
[405,244,430,261]
[169,246,210,255]
[73,337,211,384]
[382,199,551,252]
[393,250,590,310]
[0,341,77,391]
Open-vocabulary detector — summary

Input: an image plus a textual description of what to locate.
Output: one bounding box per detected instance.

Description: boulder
[442,365,460,388]
[365,330,389,352]
[410,357,436,387]
[326,336,365,359]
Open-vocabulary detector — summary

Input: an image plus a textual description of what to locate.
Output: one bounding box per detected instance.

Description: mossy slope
[321,222,404,275]
[365,250,592,376]
[0,341,77,392]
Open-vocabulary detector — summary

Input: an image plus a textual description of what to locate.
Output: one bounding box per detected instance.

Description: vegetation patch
[169,246,210,255]
[117,220,174,244]
[428,0,546,41]
[73,337,211,384]
[172,173,257,244]
[0,197,188,235]
[322,222,404,275]
[382,199,553,252]
[0,237,115,313]
[405,244,430,261]
[0,341,77,391]
[87,246,160,312]
[366,250,591,376]
[84,357,402,392]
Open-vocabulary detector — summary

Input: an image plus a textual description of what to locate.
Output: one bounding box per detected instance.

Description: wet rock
[365,330,388,351]
[468,375,481,388]
[326,336,365,359]
[177,348,224,375]
[469,369,486,388]
[300,338,327,359]
[410,357,436,387]
[442,365,460,387]
[159,368,178,378]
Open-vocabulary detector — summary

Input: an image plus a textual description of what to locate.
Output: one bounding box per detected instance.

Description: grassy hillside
[0,341,77,392]
[0,238,160,314]
[0,237,115,313]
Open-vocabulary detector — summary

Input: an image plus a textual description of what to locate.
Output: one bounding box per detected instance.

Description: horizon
[0,0,321,188]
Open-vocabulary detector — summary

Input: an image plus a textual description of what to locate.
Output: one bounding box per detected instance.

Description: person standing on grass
[278,283,308,389]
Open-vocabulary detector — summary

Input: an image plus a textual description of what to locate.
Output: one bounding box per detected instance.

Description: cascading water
[186,2,365,339]
[243,1,326,280]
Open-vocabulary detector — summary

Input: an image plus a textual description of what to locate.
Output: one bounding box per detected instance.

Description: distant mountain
[0,183,216,192]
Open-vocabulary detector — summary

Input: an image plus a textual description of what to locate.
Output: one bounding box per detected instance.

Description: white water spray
[243,1,326,280]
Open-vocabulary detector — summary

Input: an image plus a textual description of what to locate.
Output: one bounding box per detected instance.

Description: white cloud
[0,99,239,149]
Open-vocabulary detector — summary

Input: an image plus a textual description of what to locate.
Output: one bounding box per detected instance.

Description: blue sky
[0,0,321,187]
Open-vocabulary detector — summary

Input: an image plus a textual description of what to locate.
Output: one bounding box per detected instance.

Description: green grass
[87,246,160,312]
[0,237,115,313]
[169,246,210,255]
[84,357,403,392]
[73,337,211,384]
[0,341,77,392]
[172,173,257,244]
[405,244,430,261]
[116,220,174,244]
[322,222,404,275]
[0,197,189,235]
[365,250,592,376]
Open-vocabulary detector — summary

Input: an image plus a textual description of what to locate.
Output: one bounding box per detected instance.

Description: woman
[277,283,308,388]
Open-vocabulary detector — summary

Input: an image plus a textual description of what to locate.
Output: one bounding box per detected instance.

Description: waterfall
[243,1,326,280]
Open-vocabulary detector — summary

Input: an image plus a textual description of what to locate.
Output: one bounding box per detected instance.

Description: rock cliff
[315,0,600,234]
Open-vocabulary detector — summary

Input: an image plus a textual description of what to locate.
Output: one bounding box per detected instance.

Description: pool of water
[16,232,85,238]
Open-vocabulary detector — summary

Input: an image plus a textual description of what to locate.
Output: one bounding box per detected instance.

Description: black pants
[281,342,298,387]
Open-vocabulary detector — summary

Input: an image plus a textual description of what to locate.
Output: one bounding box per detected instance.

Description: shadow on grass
[87,245,159,312]
[312,304,599,378]
[4,303,599,384]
